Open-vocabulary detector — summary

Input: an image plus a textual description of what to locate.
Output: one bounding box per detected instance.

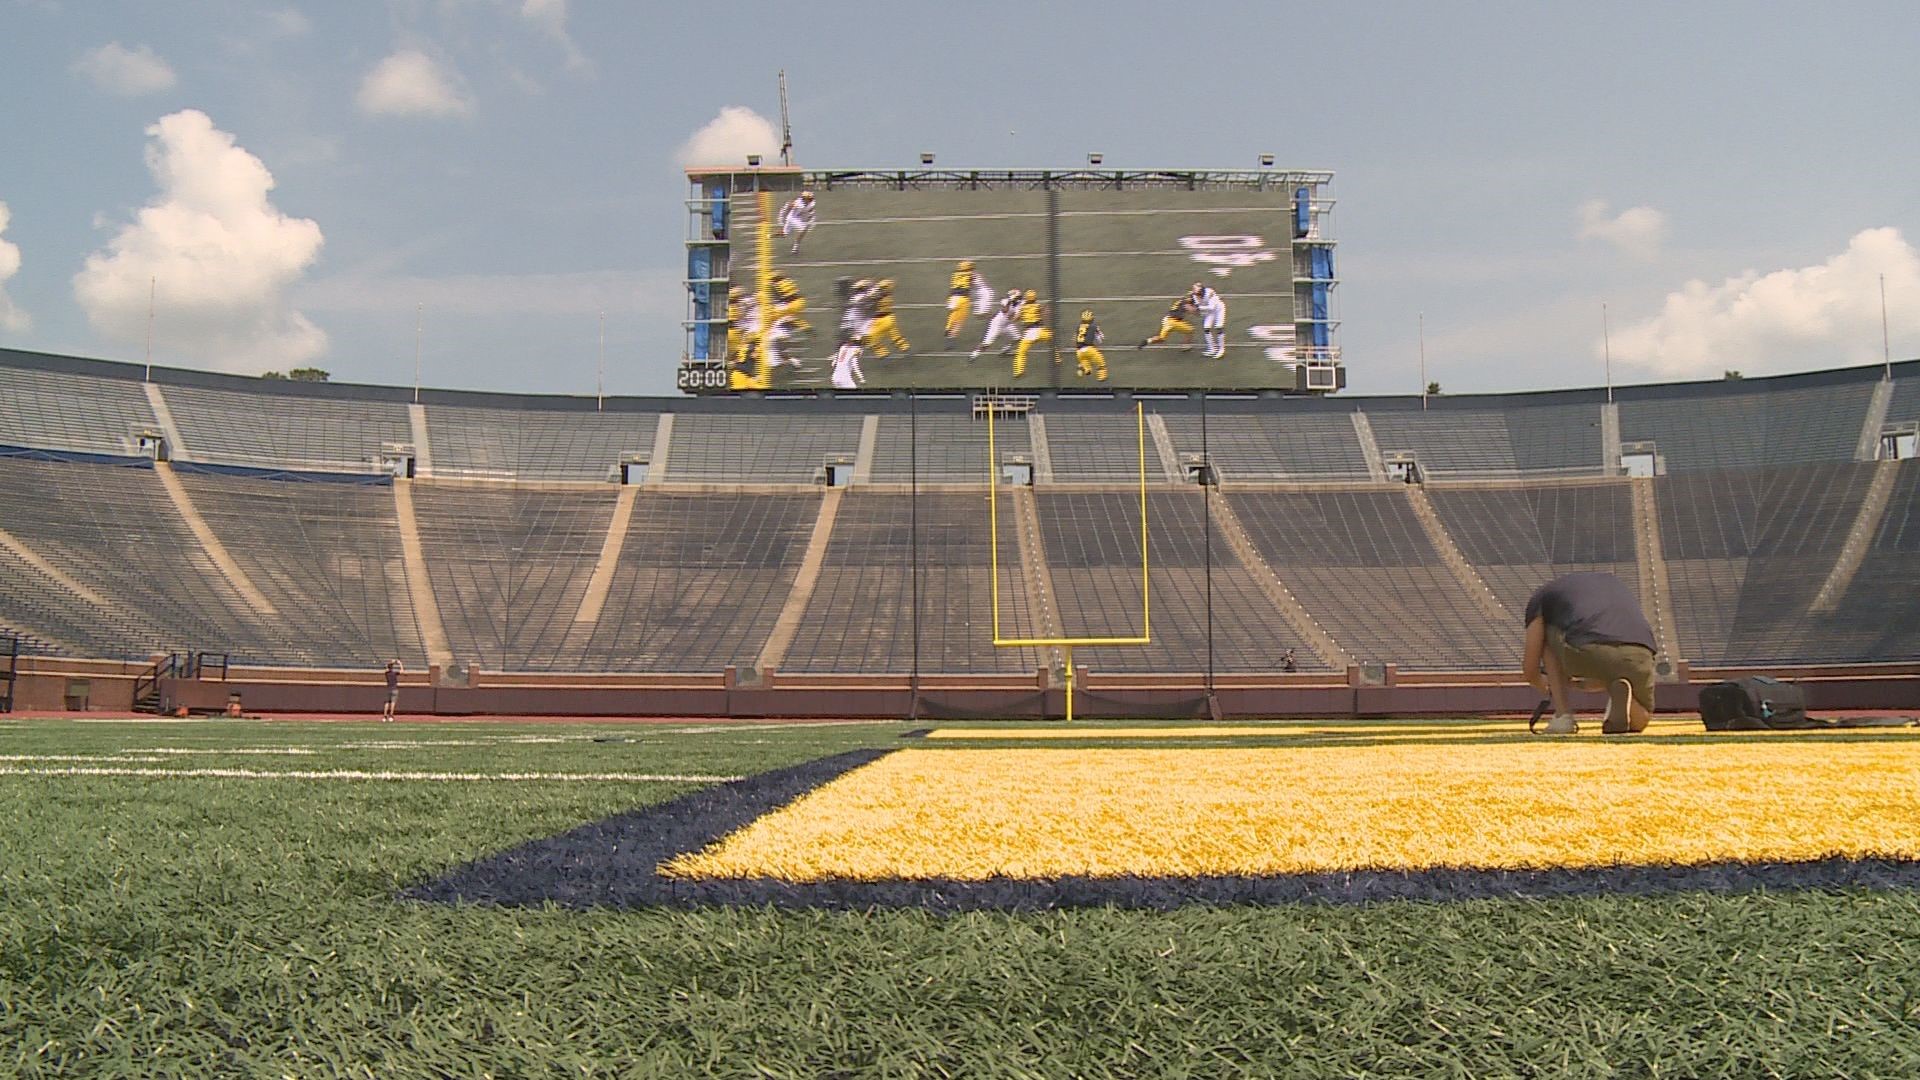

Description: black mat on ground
[406,751,1920,912]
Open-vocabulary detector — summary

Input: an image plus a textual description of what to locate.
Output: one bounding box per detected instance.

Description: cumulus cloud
[520,0,592,73]
[73,42,178,96]
[1609,227,1920,378]
[0,202,28,332]
[1577,199,1669,260]
[73,110,326,371]
[676,106,780,168]
[356,50,471,118]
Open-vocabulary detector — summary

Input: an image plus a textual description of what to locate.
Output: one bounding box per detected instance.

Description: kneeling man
[1523,571,1656,735]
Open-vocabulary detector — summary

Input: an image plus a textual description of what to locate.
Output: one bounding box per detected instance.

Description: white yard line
[0,766,742,783]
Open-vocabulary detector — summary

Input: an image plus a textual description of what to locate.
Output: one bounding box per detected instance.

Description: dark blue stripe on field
[405,750,1920,912]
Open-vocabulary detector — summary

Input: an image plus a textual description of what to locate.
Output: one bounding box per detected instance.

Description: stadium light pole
[144,276,155,382]
[413,303,423,404]
[1602,302,1614,404]
[1417,312,1427,411]
[1883,273,1893,382]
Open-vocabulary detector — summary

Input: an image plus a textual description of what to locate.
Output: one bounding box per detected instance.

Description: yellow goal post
[986,399,1151,721]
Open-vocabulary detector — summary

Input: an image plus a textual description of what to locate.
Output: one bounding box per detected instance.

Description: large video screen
[718,180,1306,392]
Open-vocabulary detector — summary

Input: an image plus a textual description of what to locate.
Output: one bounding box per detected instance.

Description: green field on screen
[731,187,1299,391]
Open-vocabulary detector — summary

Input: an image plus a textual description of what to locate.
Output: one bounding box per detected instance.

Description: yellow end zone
[923,718,1909,740]
[664,742,1920,882]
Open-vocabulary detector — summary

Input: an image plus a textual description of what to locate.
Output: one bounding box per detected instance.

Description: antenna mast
[777,70,794,166]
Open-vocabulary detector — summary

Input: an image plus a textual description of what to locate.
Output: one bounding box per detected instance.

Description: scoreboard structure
[678,167,1341,396]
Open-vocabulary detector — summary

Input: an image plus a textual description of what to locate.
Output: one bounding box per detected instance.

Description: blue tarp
[1293,187,1310,239]
[1308,247,1335,347]
[169,460,395,485]
[689,247,712,359]
[710,187,728,239]
[0,444,153,467]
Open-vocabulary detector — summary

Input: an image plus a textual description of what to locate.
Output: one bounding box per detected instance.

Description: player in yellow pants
[1075,309,1108,381]
[865,279,911,357]
[1140,295,1199,349]
[1012,289,1050,377]
[771,273,809,333]
[946,260,978,338]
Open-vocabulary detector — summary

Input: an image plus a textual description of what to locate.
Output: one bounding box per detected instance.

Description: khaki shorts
[1546,626,1655,708]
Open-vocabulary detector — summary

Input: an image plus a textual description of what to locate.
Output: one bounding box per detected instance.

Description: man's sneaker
[1603,678,1641,734]
[1539,712,1579,735]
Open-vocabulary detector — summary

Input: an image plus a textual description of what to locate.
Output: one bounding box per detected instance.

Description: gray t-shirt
[1523,572,1656,651]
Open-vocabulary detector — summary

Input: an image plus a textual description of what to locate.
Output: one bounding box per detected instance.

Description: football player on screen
[1075,309,1108,381]
[1190,282,1228,357]
[1012,289,1051,377]
[725,285,759,367]
[971,288,1025,361]
[771,272,810,334]
[865,279,912,358]
[1140,293,1199,351]
[946,260,987,339]
[780,190,817,254]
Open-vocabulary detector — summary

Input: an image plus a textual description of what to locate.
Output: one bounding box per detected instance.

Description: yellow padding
[665,743,1920,882]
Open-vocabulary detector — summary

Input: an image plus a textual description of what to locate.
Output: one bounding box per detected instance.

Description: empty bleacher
[1043,413,1155,481]
[426,405,658,481]
[410,485,617,671]
[1368,401,1602,476]
[868,413,1032,483]
[1823,459,1920,660]
[1619,379,1872,473]
[162,384,410,471]
[0,453,288,662]
[667,414,864,482]
[1426,482,1641,627]
[1160,411,1369,479]
[574,492,823,671]
[1656,462,1877,664]
[176,470,425,667]
[1228,489,1515,670]
[1037,491,1326,672]
[0,361,155,455]
[782,492,1039,673]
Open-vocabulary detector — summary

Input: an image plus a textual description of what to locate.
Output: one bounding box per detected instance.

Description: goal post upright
[987,399,1152,720]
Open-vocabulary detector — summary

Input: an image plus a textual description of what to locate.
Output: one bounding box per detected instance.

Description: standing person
[971,288,1025,361]
[1012,289,1052,377]
[1191,282,1228,357]
[864,279,911,358]
[1074,309,1108,381]
[946,260,981,339]
[382,659,403,722]
[1281,648,1297,673]
[779,190,817,255]
[1523,571,1658,735]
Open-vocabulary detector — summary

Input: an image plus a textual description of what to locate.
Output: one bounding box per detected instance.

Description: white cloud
[520,0,592,74]
[675,106,780,168]
[72,42,178,97]
[1577,199,1669,260]
[356,50,471,118]
[73,110,326,372]
[1609,227,1920,378]
[0,202,29,332]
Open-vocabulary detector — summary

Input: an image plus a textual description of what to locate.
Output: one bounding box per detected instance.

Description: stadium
[6,148,1920,1075]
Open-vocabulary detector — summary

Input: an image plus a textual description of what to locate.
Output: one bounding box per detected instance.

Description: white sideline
[0,767,742,783]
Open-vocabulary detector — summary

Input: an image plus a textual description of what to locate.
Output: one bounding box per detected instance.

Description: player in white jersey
[1191,282,1228,357]
[764,314,801,369]
[830,341,866,389]
[970,289,1025,360]
[780,191,817,254]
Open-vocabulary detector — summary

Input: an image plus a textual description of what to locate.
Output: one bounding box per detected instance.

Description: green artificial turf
[3,717,1919,1078]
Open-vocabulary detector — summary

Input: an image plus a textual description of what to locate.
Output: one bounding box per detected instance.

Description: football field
[5,715,1920,1076]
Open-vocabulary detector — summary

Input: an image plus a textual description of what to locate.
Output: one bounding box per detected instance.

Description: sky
[1,0,1918,399]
